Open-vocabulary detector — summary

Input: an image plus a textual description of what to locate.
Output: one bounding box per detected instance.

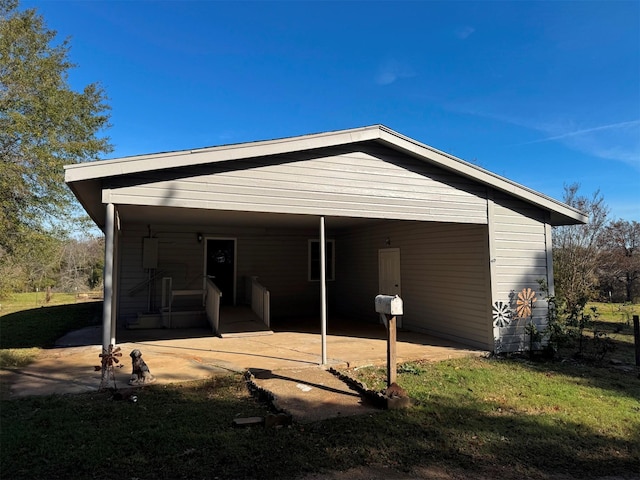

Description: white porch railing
[205,279,222,334]
[250,276,270,328]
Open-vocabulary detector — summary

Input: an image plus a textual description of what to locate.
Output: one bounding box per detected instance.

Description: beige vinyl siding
[335,221,492,349]
[104,145,488,225]
[118,218,493,349]
[236,231,327,318]
[117,225,149,322]
[117,225,207,323]
[116,224,324,324]
[490,190,551,352]
[66,126,588,227]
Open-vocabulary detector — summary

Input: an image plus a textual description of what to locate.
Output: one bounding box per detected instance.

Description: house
[64,125,587,358]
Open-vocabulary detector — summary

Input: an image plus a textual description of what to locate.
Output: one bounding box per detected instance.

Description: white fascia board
[64,125,382,183]
[376,126,588,225]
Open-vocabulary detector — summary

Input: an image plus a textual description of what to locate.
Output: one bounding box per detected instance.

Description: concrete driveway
[6,322,487,398]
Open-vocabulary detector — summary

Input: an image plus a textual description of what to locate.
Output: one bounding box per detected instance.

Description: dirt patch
[301,465,498,480]
[301,466,631,480]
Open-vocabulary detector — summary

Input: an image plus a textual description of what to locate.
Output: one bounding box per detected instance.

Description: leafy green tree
[0,228,63,293]
[0,0,111,295]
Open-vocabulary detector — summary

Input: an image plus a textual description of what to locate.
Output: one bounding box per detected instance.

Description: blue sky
[25,0,640,221]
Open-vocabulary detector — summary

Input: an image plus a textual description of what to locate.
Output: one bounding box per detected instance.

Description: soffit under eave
[68,179,106,230]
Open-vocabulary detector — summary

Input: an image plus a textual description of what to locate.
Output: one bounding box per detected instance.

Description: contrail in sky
[522,119,640,145]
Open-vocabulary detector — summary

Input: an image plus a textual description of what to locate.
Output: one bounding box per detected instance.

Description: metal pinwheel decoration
[492,301,512,327]
[97,344,123,391]
[515,287,536,319]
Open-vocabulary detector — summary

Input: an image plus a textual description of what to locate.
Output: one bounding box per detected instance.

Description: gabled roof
[65,125,588,226]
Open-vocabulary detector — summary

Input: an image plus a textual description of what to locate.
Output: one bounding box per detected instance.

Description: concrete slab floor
[249,367,381,423]
[5,323,487,398]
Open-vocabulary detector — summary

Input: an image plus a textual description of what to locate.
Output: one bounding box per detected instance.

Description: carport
[64,125,587,364]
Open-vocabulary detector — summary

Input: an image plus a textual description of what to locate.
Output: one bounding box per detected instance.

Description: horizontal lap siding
[336,221,492,349]
[117,224,322,324]
[118,219,493,348]
[106,145,488,224]
[117,225,208,323]
[491,192,551,352]
[118,225,150,323]
[334,225,379,323]
[237,232,323,318]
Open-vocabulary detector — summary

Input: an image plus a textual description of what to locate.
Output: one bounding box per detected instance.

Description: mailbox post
[375,295,403,386]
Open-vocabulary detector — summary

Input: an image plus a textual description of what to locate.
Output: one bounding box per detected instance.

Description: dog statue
[129,349,156,385]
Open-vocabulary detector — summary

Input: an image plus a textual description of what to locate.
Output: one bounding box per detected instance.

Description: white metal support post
[102,203,115,355]
[110,209,119,347]
[320,216,327,365]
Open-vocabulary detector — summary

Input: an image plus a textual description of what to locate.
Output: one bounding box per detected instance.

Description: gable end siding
[104,145,489,224]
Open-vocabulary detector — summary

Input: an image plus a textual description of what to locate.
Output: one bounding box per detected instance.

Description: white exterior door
[378,248,402,327]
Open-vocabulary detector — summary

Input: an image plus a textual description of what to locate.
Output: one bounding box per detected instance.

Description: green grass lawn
[557,302,640,365]
[0,291,101,316]
[349,356,640,477]
[1,300,639,479]
[0,294,101,368]
[1,357,638,480]
[589,301,639,325]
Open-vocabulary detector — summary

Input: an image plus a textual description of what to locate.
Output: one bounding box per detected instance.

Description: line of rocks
[327,367,412,410]
[239,367,412,429]
[239,370,293,428]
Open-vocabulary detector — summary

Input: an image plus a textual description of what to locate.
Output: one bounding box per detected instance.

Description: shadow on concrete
[250,368,361,398]
[247,367,378,423]
[131,341,320,367]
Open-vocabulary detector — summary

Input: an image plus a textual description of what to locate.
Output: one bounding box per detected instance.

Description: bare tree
[552,184,609,319]
[58,236,104,292]
[599,220,640,302]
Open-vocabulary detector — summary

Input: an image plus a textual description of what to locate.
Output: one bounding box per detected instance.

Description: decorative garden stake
[492,301,512,327]
[98,344,122,391]
[516,287,536,319]
[515,287,540,355]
